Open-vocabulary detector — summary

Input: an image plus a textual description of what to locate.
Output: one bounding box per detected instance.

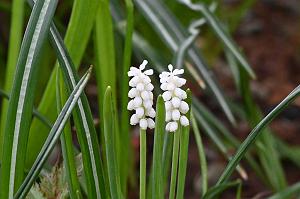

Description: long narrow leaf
[56,68,82,198]
[0,0,58,198]
[133,0,236,124]
[268,182,300,199]
[14,68,92,199]
[119,0,134,194]
[190,112,208,195]
[0,89,52,128]
[217,85,300,185]
[27,0,100,167]
[0,0,24,148]
[103,86,123,199]
[151,96,165,199]
[26,0,108,197]
[176,90,192,199]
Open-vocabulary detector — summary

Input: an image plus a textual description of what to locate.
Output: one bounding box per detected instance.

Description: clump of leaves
[26,164,68,199]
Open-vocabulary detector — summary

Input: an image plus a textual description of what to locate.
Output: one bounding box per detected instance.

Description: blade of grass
[176,90,192,199]
[14,67,92,199]
[27,0,100,167]
[103,87,123,199]
[48,23,107,199]
[56,68,82,199]
[0,0,58,198]
[216,85,300,185]
[26,0,108,197]
[94,0,121,193]
[178,1,255,79]
[203,180,241,199]
[119,0,134,193]
[227,50,286,190]
[193,98,267,183]
[190,112,208,196]
[192,105,247,180]
[134,0,236,124]
[151,96,165,199]
[0,0,24,150]
[268,182,300,199]
[0,89,52,129]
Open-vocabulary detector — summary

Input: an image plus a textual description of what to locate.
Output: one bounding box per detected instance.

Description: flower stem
[140,129,147,199]
[169,127,180,199]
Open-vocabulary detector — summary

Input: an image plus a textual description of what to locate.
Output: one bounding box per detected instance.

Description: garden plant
[0,0,300,198]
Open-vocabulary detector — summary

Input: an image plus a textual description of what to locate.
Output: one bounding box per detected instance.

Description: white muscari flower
[159,64,190,132]
[128,60,156,130]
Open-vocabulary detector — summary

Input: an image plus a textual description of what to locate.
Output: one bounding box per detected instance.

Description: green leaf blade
[0,0,58,198]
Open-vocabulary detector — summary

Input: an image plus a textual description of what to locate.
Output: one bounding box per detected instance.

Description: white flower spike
[128,60,155,130]
[159,64,189,132]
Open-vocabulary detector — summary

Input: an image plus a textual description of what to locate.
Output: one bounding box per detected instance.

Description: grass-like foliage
[0,0,300,198]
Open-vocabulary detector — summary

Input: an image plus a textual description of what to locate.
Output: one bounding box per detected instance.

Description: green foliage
[0,0,299,198]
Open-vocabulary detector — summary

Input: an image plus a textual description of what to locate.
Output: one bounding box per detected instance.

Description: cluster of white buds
[127,60,156,130]
[159,64,189,132]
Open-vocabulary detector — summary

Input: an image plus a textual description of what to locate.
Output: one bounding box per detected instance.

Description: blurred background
[0,0,300,198]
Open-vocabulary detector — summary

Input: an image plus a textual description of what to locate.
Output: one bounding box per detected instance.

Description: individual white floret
[179,101,189,114]
[128,60,156,130]
[139,119,148,130]
[180,116,189,126]
[130,114,139,125]
[147,118,155,129]
[167,122,178,132]
[172,109,181,121]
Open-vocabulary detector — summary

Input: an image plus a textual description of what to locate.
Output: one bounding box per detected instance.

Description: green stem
[169,127,180,199]
[140,129,147,199]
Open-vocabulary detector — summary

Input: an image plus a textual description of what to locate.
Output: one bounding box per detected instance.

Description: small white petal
[144,69,153,76]
[142,75,151,84]
[127,100,135,110]
[168,64,173,72]
[145,83,154,91]
[141,90,150,100]
[169,122,178,132]
[173,69,184,75]
[175,77,186,87]
[147,118,155,129]
[140,60,148,70]
[159,72,170,79]
[139,119,148,130]
[180,116,189,126]
[162,91,172,101]
[143,100,152,109]
[172,109,181,121]
[165,101,172,111]
[174,88,184,98]
[130,114,139,125]
[166,111,172,122]
[133,97,142,107]
[128,88,138,98]
[136,107,145,118]
[128,70,136,77]
[171,97,181,108]
[136,83,145,91]
[146,108,156,118]
[160,83,168,90]
[179,101,189,114]
[129,76,139,87]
